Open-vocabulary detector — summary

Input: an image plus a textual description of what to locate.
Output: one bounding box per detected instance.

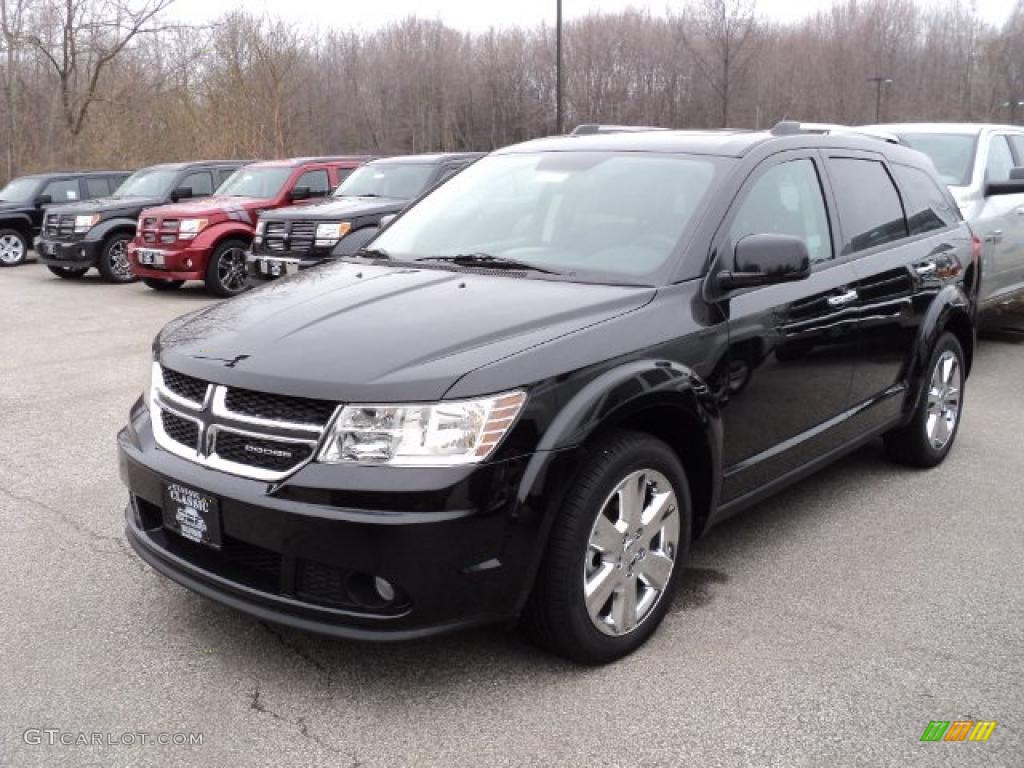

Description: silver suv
[867,123,1024,308]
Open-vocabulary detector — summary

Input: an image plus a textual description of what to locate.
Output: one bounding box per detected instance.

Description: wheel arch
[0,214,34,239]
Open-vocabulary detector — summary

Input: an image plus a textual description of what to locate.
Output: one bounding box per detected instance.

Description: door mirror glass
[170,186,193,202]
[718,234,811,291]
[290,186,311,201]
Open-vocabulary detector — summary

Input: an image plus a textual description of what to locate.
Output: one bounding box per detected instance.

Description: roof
[251,156,377,168]
[140,160,252,172]
[865,122,1024,136]
[369,152,486,166]
[20,169,131,179]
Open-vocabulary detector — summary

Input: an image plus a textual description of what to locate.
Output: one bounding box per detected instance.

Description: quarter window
[892,165,957,235]
[827,158,907,255]
[986,136,1015,182]
[728,158,832,265]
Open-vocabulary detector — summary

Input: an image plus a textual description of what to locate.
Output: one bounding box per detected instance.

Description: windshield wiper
[414,253,561,275]
[355,247,391,259]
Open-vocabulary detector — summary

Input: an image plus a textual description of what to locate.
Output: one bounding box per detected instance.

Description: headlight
[318,391,526,466]
[74,214,100,232]
[178,218,208,240]
[314,221,351,246]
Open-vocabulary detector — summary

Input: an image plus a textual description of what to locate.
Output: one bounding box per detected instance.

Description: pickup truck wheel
[143,278,184,291]
[0,229,28,266]
[884,332,965,468]
[206,239,249,297]
[523,430,691,664]
[47,265,89,279]
[97,234,137,283]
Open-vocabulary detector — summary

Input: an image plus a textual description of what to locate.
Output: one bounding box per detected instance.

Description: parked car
[128,156,373,297]
[119,123,978,664]
[246,153,482,284]
[35,160,248,282]
[0,170,130,267]
[866,123,1024,308]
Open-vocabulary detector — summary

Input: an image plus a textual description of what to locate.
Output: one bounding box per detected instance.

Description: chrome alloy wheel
[0,233,26,264]
[926,350,961,450]
[217,247,248,293]
[108,239,131,279]
[583,469,680,637]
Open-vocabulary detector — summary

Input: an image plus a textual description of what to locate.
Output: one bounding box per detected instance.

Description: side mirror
[379,213,397,228]
[34,194,52,206]
[717,234,811,292]
[170,186,193,202]
[290,186,311,201]
[986,169,1024,197]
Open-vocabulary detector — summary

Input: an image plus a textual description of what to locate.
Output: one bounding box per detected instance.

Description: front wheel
[205,239,250,297]
[523,430,691,664]
[143,278,184,291]
[0,229,29,266]
[884,332,966,468]
[97,234,137,283]
[47,265,89,279]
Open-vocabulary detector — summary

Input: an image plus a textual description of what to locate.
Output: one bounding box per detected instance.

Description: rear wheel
[47,265,89,279]
[884,332,965,468]
[0,229,29,266]
[523,430,690,664]
[96,233,136,283]
[205,238,249,297]
[143,278,185,291]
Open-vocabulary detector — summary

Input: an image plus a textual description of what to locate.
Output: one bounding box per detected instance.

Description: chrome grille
[43,213,76,239]
[161,410,199,450]
[259,221,317,254]
[224,386,335,426]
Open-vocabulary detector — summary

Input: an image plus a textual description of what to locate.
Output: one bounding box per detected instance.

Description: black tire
[522,430,691,664]
[0,228,30,266]
[96,233,137,283]
[205,238,250,297]
[143,278,185,291]
[884,332,966,468]
[47,265,89,279]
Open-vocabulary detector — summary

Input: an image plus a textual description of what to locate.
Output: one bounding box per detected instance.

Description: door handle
[914,262,937,276]
[826,289,858,308]
[986,229,1004,243]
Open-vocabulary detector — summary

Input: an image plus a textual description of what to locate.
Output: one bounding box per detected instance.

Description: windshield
[113,168,179,198]
[0,177,40,203]
[336,163,435,200]
[899,133,977,187]
[370,152,720,282]
[216,167,292,198]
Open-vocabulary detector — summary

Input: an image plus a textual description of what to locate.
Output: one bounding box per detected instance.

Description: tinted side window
[827,158,908,255]
[892,165,957,235]
[42,178,80,202]
[728,158,832,265]
[986,136,1014,182]
[180,171,213,196]
[216,168,236,187]
[84,177,110,198]
[296,169,330,195]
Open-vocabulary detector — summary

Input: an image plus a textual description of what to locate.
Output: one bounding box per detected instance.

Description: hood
[46,195,164,216]
[265,196,408,222]
[0,200,30,213]
[144,195,271,220]
[158,263,654,403]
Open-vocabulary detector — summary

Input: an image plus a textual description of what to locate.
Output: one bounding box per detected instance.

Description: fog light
[185,258,193,269]
[374,576,395,602]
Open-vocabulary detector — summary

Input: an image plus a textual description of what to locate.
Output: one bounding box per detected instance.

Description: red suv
[128,156,372,296]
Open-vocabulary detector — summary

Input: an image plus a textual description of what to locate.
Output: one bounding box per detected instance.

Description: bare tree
[0,0,29,177]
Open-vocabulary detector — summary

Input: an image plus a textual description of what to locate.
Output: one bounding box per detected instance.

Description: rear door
[717,151,860,503]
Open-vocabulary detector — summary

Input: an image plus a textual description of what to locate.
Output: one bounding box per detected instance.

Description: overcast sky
[167,0,1014,31]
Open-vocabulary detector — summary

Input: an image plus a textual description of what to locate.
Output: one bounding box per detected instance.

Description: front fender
[86,217,138,243]
[191,221,253,251]
[0,212,34,234]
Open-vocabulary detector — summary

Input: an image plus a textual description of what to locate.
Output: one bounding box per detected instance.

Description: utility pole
[555,0,564,134]
[867,77,892,123]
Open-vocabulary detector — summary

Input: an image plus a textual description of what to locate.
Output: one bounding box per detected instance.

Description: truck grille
[43,213,77,239]
[151,365,338,481]
[139,216,179,244]
[261,221,317,254]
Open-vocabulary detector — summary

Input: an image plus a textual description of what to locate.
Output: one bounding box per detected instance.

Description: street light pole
[867,77,892,123]
[556,0,563,134]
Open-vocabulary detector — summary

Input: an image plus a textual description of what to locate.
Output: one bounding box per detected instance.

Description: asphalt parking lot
[1,262,1022,768]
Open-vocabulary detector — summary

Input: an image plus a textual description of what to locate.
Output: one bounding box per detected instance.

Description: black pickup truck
[246,153,482,284]
[0,170,130,267]
[36,160,248,282]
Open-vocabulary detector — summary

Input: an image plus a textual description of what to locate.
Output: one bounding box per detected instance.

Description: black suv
[119,124,978,663]
[0,170,130,267]
[246,153,482,283]
[36,160,248,282]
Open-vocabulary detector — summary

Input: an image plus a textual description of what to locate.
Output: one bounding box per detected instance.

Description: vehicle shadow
[978,297,1024,343]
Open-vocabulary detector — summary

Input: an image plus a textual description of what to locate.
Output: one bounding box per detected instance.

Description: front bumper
[35,237,100,268]
[118,403,547,640]
[127,242,208,281]
[246,251,329,285]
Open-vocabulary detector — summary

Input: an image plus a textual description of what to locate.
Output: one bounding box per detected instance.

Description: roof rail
[769,121,900,144]
[570,124,671,136]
